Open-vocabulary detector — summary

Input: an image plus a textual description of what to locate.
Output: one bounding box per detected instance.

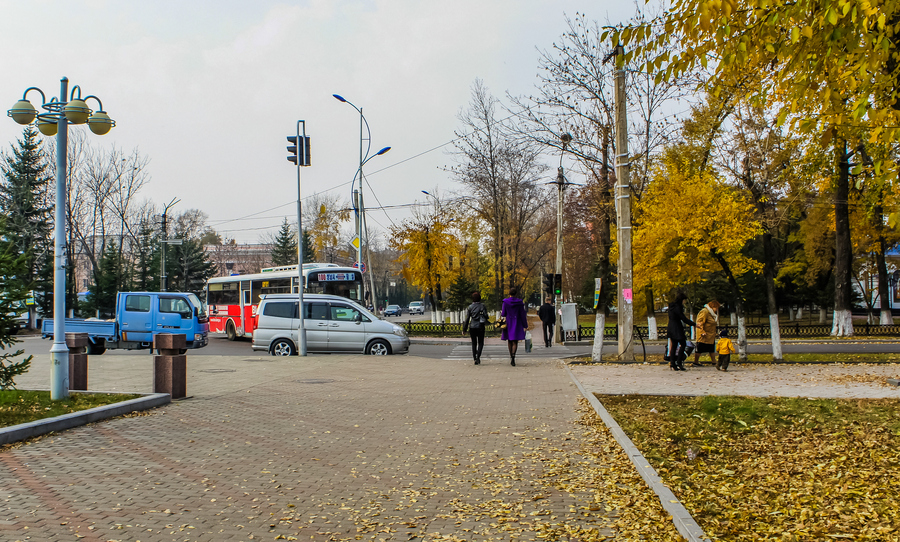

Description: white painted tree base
[769,313,783,361]
[592,312,605,362]
[647,316,658,340]
[737,316,747,362]
[880,310,894,325]
[831,309,854,336]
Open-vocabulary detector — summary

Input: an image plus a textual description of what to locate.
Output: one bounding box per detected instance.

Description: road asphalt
[1,346,898,541]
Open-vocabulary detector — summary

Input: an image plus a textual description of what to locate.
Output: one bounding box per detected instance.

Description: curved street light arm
[22,87,47,104]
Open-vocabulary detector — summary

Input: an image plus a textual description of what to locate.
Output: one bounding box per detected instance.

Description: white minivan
[252,294,410,356]
[408,301,425,315]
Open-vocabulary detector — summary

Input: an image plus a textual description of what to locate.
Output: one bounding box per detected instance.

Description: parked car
[408,301,425,315]
[252,294,410,356]
[384,304,402,317]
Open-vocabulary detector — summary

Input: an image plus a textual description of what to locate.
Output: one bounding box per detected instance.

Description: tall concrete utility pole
[553,134,572,344]
[613,44,635,361]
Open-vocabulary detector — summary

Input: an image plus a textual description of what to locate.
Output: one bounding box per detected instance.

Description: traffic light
[553,273,562,296]
[286,135,311,166]
[542,273,553,296]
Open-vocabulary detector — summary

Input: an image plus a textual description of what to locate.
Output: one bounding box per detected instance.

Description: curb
[889,379,900,387]
[0,392,171,446]
[565,364,710,542]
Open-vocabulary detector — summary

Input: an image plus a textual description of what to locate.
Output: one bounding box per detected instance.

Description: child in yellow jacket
[716,328,735,371]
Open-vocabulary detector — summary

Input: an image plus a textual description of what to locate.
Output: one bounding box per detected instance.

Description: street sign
[353,261,367,273]
[350,236,360,250]
[593,278,602,309]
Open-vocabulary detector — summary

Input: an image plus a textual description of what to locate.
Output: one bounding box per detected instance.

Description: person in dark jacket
[538,297,556,347]
[666,292,696,371]
[462,291,488,365]
[500,288,529,367]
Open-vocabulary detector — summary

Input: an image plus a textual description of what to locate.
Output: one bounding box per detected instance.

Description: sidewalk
[1,353,637,541]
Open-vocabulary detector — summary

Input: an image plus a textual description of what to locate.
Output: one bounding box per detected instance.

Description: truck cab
[41,292,209,354]
[118,292,209,350]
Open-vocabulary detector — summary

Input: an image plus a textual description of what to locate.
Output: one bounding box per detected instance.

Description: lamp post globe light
[333,94,390,308]
[7,77,115,400]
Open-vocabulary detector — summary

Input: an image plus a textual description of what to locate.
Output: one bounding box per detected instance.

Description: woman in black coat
[666,292,696,371]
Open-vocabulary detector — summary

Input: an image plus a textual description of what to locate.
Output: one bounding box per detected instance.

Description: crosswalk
[444,342,576,362]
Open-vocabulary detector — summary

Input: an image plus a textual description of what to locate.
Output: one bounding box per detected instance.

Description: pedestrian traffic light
[554,273,562,296]
[542,273,553,295]
[286,135,311,166]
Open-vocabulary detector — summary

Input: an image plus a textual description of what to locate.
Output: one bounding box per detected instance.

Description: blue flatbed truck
[42,292,209,355]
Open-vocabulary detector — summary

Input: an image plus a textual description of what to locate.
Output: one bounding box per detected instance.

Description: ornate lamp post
[332,94,390,308]
[8,77,115,400]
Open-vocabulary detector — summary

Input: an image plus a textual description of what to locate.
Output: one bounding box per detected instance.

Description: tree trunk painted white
[730,311,736,326]
[788,306,795,321]
[880,309,894,325]
[689,309,696,341]
[647,315,658,340]
[831,308,854,336]
[819,307,827,323]
[769,313,783,361]
[737,315,748,361]
[796,306,803,320]
[592,311,605,362]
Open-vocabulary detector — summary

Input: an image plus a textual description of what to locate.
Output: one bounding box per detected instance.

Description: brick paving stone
[2,354,631,541]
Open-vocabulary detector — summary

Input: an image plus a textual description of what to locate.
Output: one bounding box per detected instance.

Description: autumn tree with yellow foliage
[615,0,900,336]
[635,152,762,359]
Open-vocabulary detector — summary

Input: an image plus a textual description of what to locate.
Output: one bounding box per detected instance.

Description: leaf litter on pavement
[601,395,900,541]
[269,399,682,541]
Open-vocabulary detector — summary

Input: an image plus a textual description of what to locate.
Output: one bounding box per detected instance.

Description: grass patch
[0,390,142,428]
[571,352,900,364]
[600,394,900,541]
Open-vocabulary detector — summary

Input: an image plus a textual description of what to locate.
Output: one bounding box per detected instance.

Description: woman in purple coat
[500,288,529,366]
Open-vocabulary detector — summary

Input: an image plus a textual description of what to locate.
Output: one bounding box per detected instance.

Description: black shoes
[474,357,480,365]
[510,356,516,367]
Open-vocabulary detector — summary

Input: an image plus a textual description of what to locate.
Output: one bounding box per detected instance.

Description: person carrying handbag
[462,291,488,365]
[500,287,528,367]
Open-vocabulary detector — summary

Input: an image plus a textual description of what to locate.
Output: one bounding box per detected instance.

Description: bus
[205,263,364,340]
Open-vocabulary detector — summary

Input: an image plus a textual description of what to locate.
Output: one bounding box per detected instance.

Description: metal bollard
[66,332,89,391]
[153,333,187,399]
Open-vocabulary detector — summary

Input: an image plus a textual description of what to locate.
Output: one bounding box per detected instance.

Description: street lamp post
[7,77,115,400]
[333,94,390,309]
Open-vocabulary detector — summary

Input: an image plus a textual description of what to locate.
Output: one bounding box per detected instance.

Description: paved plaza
[2,352,619,541]
[2,347,898,541]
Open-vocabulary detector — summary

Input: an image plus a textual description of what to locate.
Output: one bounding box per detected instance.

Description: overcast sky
[1,0,638,244]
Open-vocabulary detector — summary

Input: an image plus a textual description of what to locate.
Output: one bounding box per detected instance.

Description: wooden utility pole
[613,44,634,361]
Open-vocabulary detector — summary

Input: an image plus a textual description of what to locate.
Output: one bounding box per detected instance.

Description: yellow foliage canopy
[634,155,763,292]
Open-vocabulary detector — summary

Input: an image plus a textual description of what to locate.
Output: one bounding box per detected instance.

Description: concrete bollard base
[153,334,188,399]
[66,332,89,391]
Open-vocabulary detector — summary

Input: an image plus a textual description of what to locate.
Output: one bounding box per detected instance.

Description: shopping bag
[525,331,533,353]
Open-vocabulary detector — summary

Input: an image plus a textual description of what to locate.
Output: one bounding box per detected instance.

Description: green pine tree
[132,219,160,291]
[83,244,122,318]
[445,275,478,311]
[0,126,53,328]
[0,216,33,389]
[302,229,316,263]
[271,218,298,266]
[168,238,216,296]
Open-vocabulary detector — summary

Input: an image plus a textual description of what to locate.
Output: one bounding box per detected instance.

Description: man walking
[538,297,556,347]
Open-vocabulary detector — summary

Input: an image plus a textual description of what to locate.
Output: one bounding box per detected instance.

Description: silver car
[252,294,410,356]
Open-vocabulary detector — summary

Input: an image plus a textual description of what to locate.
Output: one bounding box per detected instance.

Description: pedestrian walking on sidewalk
[500,288,528,367]
[462,291,488,365]
[716,327,735,371]
[693,300,720,367]
[538,297,556,348]
[666,292,695,371]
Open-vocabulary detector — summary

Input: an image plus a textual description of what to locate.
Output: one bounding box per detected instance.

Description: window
[303,302,329,321]
[262,301,296,319]
[330,304,368,322]
[160,297,193,318]
[124,295,150,312]
[207,282,239,305]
